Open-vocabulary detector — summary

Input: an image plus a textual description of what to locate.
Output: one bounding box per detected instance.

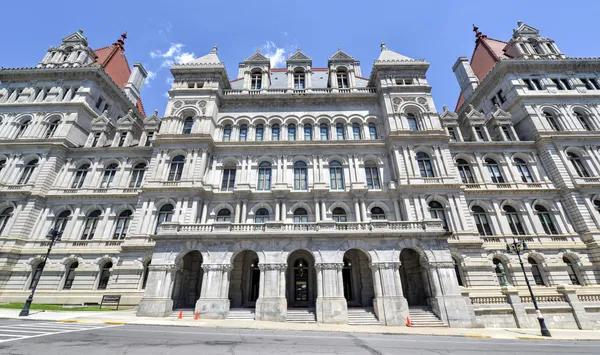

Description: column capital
[315,263,344,271]
[148,264,179,272]
[258,263,287,271]
[201,264,233,271]
[370,262,400,270]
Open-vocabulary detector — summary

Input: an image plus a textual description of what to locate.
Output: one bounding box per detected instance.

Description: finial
[297,46,301,52]
[153,109,159,116]
[517,20,523,26]
[114,32,127,49]
[468,104,475,112]
[78,29,83,34]
[128,109,133,116]
[212,45,218,53]
[102,110,108,116]
[442,105,448,112]
[472,24,486,40]
[338,45,342,51]
[494,103,500,109]
[256,48,261,53]
[380,42,387,51]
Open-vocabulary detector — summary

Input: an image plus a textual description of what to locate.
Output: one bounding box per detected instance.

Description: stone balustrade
[479,234,577,245]
[222,87,377,96]
[463,181,554,191]
[47,187,142,196]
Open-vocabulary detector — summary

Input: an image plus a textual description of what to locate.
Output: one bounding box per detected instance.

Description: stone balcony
[222,87,377,97]
[476,234,582,247]
[0,183,35,195]
[46,187,142,197]
[463,181,556,193]
[27,238,124,250]
[573,176,600,188]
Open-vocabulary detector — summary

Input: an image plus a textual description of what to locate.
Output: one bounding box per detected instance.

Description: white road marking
[0,322,121,343]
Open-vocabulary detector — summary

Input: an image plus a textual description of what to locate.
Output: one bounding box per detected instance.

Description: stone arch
[481,152,506,164]
[288,201,314,216]
[280,242,322,264]
[299,115,316,125]
[327,201,352,216]
[248,202,275,216]
[467,200,495,213]
[336,239,377,263]
[283,115,300,125]
[510,152,535,164]
[453,153,477,164]
[366,200,392,217]
[175,107,200,118]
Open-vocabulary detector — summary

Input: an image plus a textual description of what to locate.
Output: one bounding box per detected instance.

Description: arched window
[493,258,510,286]
[257,161,272,191]
[250,69,262,90]
[364,162,381,189]
[416,152,434,178]
[53,210,71,234]
[594,199,600,215]
[29,261,45,290]
[155,204,174,233]
[293,208,308,224]
[98,262,112,290]
[303,123,312,140]
[336,123,345,140]
[142,260,151,289]
[528,257,546,286]
[429,201,448,231]
[254,208,269,223]
[18,159,38,185]
[114,210,132,239]
[182,117,194,134]
[81,210,101,240]
[329,161,344,190]
[45,119,60,138]
[216,209,232,222]
[0,159,5,174]
[514,158,534,182]
[63,261,78,290]
[294,69,305,89]
[15,119,30,138]
[271,124,280,141]
[407,113,419,131]
[100,163,118,188]
[294,161,308,190]
[543,111,561,131]
[255,124,264,141]
[222,125,232,142]
[288,124,296,141]
[129,163,146,188]
[168,155,185,181]
[368,123,378,139]
[568,152,590,177]
[534,205,558,235]
[239,124,248,141]
[352,123,362,140]
[456,159,475,184]
[530,39,543,54]
[472,206,493,236]
[371,207,386,220]
[71,164,90,189]
[332,207,347,222]
[574,111,592,131]
[485,158,505,183]
[0,207,14,235]
[320,123,329,140]
[221,166,236,191]
[503,205,525,235]
[336,68,349,88]
[563,256,581,285]
[453,256,464,286]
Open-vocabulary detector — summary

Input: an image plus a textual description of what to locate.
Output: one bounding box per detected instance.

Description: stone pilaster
[370,262,408,325]
[426,261,473,327]
[315,263,347,324]
[501,286,536,328]
[195,264,232,319]
[137,264,179,317]
[255,263,287,322]
[557,285,593,330]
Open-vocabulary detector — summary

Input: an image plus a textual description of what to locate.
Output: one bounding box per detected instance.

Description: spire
[113,32,127,50]
[380,42,387,51]
[472,24,487,41]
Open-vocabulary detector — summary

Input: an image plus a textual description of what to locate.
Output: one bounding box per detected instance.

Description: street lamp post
[506,237,552,337]
[19,228,62,317]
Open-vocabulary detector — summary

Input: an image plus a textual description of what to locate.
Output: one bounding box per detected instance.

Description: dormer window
[294,69,305,89]
[336,69,349,88]
[250,69,262,90]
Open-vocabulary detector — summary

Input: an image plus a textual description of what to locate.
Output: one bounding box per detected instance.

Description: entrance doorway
[287,250,315,308]
[229,250,260,308]
[172,251,203,309]
[342,249,375,307]
[399,249,428,306]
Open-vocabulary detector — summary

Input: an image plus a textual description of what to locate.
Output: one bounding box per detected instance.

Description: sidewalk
[1,308,599,341]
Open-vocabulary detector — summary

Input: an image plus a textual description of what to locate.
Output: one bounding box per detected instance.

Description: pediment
[287,50,311,62]
[62,30,87,45]
[144,110,161,125]
[245,50,270,63]
[440,106,458,121]
[329,51,353,61]
[91,112,111,126]
[465,104,485,120]
[491,107,511,120]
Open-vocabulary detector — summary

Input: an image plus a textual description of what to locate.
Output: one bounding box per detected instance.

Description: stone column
[137,264,179,317]
[315,263,347,324]
[196,264,233,319]
[426,260,473,327]
[255,263,287,322]
[557,285,593,330]
[370,262,408,325]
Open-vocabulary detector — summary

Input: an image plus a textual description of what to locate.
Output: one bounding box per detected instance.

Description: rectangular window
[475,127,485,141]
[92,132,101,147]
[303,125,312,140]
[591,78,600,90]
[502,127,513,141]
[497,90,506,103]
[524,79,535,90]
[552,78,564,90]
[580,78,594,90]
[118,132,127,147]
[221,169,236,191]
[145,132,154,146]
[448,127,457,142]
[560,78,572,90]
[320,125,329,140]
[491,96,499,107]
[95,97,104,109]
[103,103,110,113]
[532,79,543,90]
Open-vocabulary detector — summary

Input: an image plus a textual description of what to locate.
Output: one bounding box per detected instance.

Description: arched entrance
[172,251,203,309]
[399,249,428,306]
[287,250,316,308]
[342,249,374,307]
[229,250,260,308]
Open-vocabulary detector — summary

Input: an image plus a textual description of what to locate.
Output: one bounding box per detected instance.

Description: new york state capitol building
[1,22,600,329]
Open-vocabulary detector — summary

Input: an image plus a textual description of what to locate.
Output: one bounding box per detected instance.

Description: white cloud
[150,43,183,59]
[146,71,157,81]
[150,43,197,68]
[262,41,286,68]
[175,52,196,64]
[163,92,170,98]
[166,77,174,85]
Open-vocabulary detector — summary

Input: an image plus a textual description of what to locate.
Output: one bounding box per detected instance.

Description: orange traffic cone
[194,311,199,320]
[406,316,412,327]
[177,310,183,319]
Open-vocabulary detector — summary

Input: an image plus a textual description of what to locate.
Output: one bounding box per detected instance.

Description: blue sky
[2,0,599,114]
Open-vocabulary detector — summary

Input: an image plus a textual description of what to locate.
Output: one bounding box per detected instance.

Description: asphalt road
[0,319,599,355]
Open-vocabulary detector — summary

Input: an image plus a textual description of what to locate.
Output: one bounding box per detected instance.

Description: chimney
[452,57,479,100]
[124,62,148,104]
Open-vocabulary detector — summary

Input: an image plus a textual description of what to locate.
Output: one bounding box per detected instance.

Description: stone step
[408,307,448,328]
[286,309,316,323]
[227,308,256,320]
[347,307,379,325]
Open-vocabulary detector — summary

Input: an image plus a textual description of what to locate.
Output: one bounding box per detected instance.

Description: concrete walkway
[1,308,599,341]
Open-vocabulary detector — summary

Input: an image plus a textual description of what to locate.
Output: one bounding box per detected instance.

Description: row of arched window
[470,204,558,236]
[69,162,146,189]
[50,209,133,240]
[487,256,583,287]
[542,110,597,131]
[217,122,379,142]
[0,116,61,140]
[455,157,535,183]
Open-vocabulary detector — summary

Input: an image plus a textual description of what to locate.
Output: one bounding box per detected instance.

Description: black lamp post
[19,228,62,317]
[506,237,551,337]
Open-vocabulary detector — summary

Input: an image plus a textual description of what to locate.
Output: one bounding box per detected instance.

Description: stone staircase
[169,309,195,319]
[408,306,448,327]
[347,307,380,325]
[227,308,256,320]
[286,308,317,323]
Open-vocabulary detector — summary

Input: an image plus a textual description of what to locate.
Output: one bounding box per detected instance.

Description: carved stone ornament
[315,263,344,270]
[201,264,233,271]
[198,101,207,108]
[258,263,287,271]
[173,101,183,109]
[392,97,402,112]
[417,97,430,110]
[370,262,401,270]
[427,262,455,269]
[183,100,197,105]
[148,264,179,272]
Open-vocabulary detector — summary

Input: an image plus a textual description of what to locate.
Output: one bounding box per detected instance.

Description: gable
[245,51,270,63]
[329,51,353,61]
[287,51,311,61]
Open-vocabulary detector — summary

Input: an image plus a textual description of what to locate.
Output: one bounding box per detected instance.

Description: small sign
[100,295,121,310]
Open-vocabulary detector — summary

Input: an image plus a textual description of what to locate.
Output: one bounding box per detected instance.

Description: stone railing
[574,177,600,186]
[578,294,600,302]
[222,87,377,96]
[48,187,142,195]
[520,295,565,303]
[33,239,124,248]
[470,296,508,305]
[481,234,575,245]
[1,184,34,193]
[463,181,554,191]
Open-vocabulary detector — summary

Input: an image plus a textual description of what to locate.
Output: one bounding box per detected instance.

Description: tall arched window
[98,262,112,290]
[45,119,60,138]
[271,124,280,141]
[168,155,185,181]
[100,163,118,188]
[574,111,592,131]
[288,124,296,141]
[29,262,45,290]
[453,256,464,286]
[429,201,448,231]
[257,162,272,191]
[221,166,236,191]
[456,159,475,183]
[370,207,386,220]
[472,206,493,236]
[182,117,194,134]
[320,123,329,140]
[0,159,5,174]
[503,205,525,235]
[303,124,312,140]
[63,262,78,290]
[222,125,232,142]
[368,123,378,139]
[407,113,419,131]
[493,258,510,286]
[485,158,505,183]
[81,210,101,240]
[567,152,590,177]
[254,208,269,223]
[15,119,30,138]
[216,209,232,222]
[336,123,345,140]
[250,69,262,90]
[155,204,174,233]
[329,161,344,190]
[0,207,13,235]
[129,163,146,188]
[534,205,558,235]
[255,124,264,141]
[18,159,38,185]
[114,210,132,239]
[543,111,561,131]
[528,258,546,286]
[563,256,582,285]
[294,69,305,89]
[332,207,347,222]
[594,199,600,215]
[352,123,362,140]
[239,124,248,141]
[514,158,534,182]
[294,161,308,190]
[364,162,381,189]
[336,68,349,88]
[71,164,90,189]
[53,210,71,234]
[293,208,308,224]
[416,152,434,178]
